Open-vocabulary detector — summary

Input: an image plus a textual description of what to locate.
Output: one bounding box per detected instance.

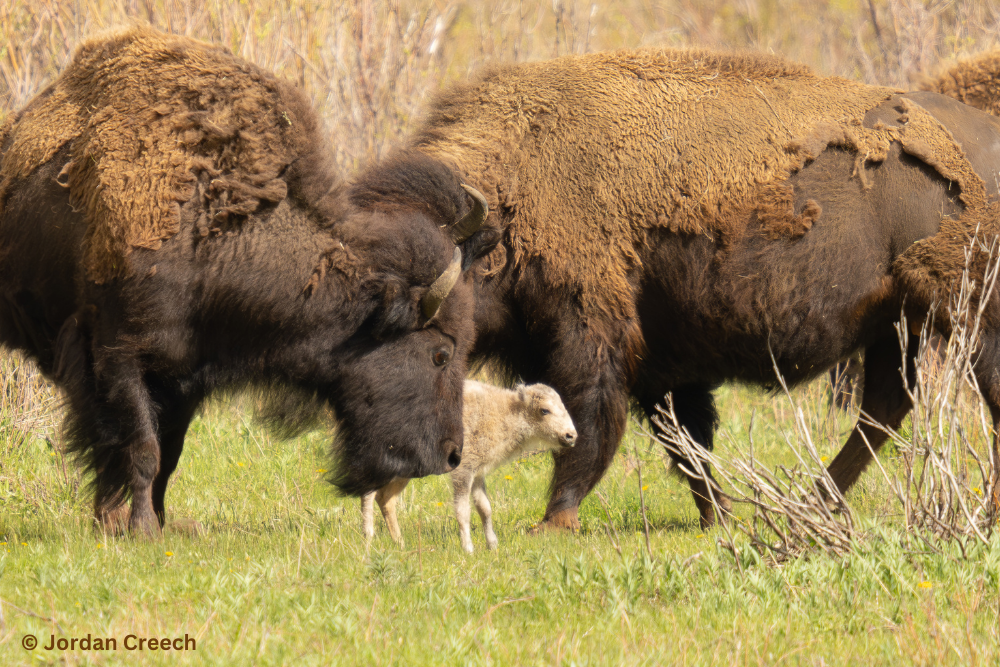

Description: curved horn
[449,184,489,243]
[421,247,463,319]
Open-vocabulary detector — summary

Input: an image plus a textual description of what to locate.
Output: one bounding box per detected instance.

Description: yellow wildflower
[165,551,173,557]
[918,581,932,589]
[505,475,513,480]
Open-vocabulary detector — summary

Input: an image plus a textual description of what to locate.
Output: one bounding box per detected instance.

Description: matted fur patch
[413,47,904,317]
[0,25,325,283]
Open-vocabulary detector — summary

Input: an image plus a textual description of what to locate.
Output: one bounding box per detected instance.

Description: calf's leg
[452,472,476,553]
[375,477,410,544]
[973,332,1000,515]
[151,389,202,529]
[361,492,376,539]
[471,477,497,550]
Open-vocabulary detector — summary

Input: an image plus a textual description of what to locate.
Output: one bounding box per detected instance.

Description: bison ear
[460,227,502,271]
[370,276,419,340]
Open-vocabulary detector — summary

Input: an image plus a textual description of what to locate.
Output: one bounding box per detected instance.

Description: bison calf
[362,381,576,552]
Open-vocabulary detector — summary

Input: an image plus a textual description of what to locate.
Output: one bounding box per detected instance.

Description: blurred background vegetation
[3,0,999,174]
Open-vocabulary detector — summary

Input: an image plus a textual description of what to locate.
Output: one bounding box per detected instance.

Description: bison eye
[540,408,551,416]
[432,347,451,367]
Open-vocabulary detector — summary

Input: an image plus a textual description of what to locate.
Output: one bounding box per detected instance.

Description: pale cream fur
[362,380,576,552]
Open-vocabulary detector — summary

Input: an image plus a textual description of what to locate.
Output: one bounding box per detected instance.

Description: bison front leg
[826,334,919,496]
[94,490,129,534]
[540,340,632,531]
[85,359,162,538]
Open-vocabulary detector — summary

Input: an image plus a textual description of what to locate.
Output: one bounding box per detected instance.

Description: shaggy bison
[0,27,497,535]
[922,50,1000,116]
[389,48,1000,529]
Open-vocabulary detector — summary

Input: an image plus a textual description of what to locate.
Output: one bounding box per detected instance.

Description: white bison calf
[362,380,576,552]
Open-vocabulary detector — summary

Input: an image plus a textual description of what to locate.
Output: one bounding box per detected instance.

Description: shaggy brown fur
[0,27,500,537]
[921,50,1000,117]
[0,25,328,283]
[414,48,904,317]
[892,98,996,321]
[402,47,1000,531]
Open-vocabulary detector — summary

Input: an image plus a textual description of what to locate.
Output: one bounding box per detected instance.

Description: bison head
[325,154,498,495]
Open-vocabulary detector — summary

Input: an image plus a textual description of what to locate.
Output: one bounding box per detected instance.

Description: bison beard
[0,27,497,536]
[406,48,1000,530]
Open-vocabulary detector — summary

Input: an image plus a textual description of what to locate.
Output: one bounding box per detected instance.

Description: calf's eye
[432,348,451,366]
[540,408,551,415]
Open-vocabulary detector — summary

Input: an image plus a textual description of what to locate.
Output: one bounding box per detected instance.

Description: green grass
[2,380,999,666]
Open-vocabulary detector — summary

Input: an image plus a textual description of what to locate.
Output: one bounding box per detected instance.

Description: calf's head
[519,384,578,450]
[327,154,500,495]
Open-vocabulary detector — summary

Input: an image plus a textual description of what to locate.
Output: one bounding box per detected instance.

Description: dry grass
[0,351,58,459]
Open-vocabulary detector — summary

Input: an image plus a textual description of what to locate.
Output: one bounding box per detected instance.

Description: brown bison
[388,48,1000,530]
[0,27,498,535]
[922,50,1000,116]
[831,48,1000,407]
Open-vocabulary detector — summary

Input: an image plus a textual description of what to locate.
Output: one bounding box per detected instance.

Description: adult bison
[829,48,1000,408]
[389,48,1000,529]
[0,27,497,535]
[922,50,1000,116]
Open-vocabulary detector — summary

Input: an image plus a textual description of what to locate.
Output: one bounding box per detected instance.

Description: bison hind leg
[640,384,732,529]
[972,333,1000,518]
[826,334,918,497]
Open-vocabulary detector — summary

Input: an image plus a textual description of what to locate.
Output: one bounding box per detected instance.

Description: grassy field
[2,356,999,666]
[3,1,1000,665]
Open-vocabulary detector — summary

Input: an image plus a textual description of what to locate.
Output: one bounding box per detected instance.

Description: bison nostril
[443,440,462,471]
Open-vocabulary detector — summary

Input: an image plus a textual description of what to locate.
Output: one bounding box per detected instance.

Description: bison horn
[449,184,489,243]
[422,246,463,319]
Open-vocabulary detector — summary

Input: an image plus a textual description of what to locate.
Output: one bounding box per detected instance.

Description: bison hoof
[698,494,734,530]
[93,505,130,536]
[530,509,581,534]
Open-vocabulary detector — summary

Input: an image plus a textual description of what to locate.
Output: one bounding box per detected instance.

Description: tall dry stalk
[640,236,1000,563]
[639,381,857,564]
[861,235,1000,552]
